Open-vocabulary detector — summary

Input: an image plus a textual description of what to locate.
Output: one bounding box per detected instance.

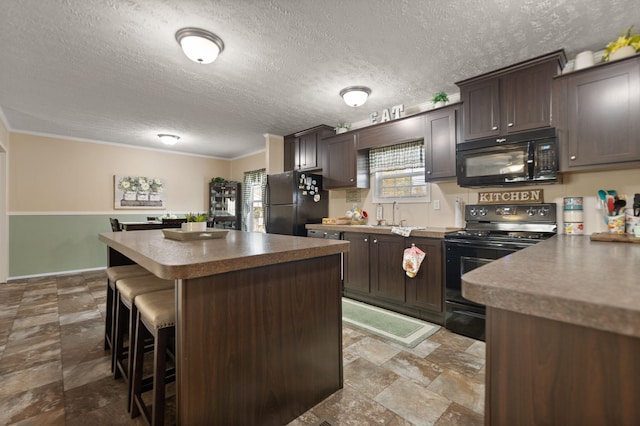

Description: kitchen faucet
[392,201,398,226]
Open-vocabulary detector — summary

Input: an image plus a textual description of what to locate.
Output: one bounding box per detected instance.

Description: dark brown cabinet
[208,182,241,230]
[457,50,565,141]
[555,56,640,171]
[369,234,407,303]
[343,232,371,294]
[357,115,425,150]
[405,237,443,314]
[284,125,334,171]
[342,232,444,325]
[322,133,369,189]
[344,232,405,304]
[425,104,459,181]
[283,135,296,171]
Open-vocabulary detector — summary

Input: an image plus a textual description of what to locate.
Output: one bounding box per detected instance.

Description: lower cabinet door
[406,237,443,312]
[369,234,406,303]
[343,232,370,293]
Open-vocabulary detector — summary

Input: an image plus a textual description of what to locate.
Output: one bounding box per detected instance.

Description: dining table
[118,221,165,231]
[99,228,349,425]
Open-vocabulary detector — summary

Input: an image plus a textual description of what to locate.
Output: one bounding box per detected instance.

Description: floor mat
[342,298,440,348]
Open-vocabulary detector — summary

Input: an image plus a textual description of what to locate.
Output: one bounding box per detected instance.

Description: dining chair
[161,218,186,228]
[110,217,122,232]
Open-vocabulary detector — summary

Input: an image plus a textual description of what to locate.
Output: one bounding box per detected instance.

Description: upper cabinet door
[559,57,640,169]
[502,61,555,134]
[425,104,459,181]
[461,78,500,140]
[324,133,357,189]
[284,135,296,171]
[298,132,317,170]
[457,50,565,142]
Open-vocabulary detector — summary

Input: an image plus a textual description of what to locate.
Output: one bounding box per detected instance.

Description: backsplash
[328,168,640,234]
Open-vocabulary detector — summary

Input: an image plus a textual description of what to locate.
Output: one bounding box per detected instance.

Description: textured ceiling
[1,0,639,158]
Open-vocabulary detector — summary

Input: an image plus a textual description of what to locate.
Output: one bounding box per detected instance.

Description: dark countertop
[462,235,640,338]
[305,224,458,239]
[99,229,349,280]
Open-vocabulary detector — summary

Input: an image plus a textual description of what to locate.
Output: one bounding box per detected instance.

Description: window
[242,168,266,232]
[369,140,430,203]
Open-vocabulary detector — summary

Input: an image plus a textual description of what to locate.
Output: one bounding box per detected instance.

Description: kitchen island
[99,229,349,425]
[462,235,640,425]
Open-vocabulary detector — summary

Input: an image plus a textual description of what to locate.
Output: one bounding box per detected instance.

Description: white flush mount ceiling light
[158,134,180,145]
[340,86,371,107]
[175,27,224,64]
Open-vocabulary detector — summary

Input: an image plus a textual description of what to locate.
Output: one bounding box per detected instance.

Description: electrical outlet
[376,205,383,221]
[433,200,440,210]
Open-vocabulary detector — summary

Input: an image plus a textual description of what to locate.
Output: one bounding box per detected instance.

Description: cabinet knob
[427,170,432,175]
[364,238,368,243]
[350,178,354,182]
[570,155,576,160]
[491,126,498,130]
[507,122,514,127]
[373,239,377,244]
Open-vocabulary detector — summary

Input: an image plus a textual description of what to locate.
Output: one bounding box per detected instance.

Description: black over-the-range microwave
[456,128,559,188]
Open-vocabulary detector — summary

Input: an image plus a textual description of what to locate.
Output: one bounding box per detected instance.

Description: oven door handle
[453,309,486,319]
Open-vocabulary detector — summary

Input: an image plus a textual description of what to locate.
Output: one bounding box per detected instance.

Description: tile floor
[0,270,485,426]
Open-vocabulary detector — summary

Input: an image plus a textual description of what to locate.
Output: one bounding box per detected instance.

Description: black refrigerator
[265,171,328,236]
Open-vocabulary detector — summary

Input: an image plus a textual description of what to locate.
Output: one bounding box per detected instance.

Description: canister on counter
[563,197,583,210]
[563,197,584,235]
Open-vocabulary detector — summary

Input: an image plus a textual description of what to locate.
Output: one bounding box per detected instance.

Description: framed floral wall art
[114,175,166,209]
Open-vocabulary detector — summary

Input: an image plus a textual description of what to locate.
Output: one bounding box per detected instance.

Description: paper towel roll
[454,198,463,228]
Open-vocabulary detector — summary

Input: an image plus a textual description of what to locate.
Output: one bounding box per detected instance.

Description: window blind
[369,140,424,173]
[242,168,266,232]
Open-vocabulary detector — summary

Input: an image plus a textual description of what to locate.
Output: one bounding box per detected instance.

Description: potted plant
[603,27,640,62]
[335,121,350,134]
[182,212,208,232]
[432,91,449,108]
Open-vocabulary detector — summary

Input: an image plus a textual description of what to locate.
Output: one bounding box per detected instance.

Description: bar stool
[104,265,152,359]
[113,275,174,400]
[131,288,176,426]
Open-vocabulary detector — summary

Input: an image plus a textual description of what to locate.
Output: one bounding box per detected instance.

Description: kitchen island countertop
[462,234,640,338]
[99,229,348,280]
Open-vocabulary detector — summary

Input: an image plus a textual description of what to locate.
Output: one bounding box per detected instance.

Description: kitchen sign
[477,189,544,204]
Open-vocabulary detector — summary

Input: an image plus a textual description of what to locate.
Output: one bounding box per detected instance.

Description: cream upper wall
[230,151,266,183]
[9,133,232,213]
[329,168,640,235]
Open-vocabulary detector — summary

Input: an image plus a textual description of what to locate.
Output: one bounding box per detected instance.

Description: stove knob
[539,207,549,216]
[479,208,488,216]
[526,207,537,216]
[469,208,477,216]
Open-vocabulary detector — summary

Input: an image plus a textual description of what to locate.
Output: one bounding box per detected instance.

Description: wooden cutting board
[590,233,640,243]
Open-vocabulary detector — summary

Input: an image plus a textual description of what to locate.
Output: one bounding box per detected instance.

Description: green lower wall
[9,214,151,278]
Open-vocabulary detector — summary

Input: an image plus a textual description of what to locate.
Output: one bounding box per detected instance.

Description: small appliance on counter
[563,197,584,235]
